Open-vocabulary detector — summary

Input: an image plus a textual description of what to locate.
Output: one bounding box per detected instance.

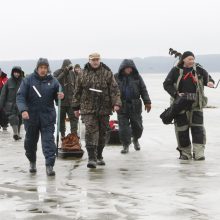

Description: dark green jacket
[54,59,80,107]
[0,68,23,115]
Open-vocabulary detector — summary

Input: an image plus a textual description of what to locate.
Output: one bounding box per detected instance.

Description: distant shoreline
[1,55,220,74]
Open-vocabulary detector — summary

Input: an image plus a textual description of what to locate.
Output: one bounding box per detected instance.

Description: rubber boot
[29,162,37,173]
[46,166,56,176]
[12,125,20,141]
[18,125,22,140]
[97,146,105,166]
[86,146,97,168]
[176,147,192,160]
[133,138,141,151]
[193,144,205,161]
[121,144,129,154]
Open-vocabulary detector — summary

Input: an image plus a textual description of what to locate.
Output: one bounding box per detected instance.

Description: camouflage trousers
[81,114,110,158]
[174,108,206,160]
[60,106,78,137]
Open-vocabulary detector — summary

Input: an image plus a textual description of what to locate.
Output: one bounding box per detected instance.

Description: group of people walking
[0,51,215,176]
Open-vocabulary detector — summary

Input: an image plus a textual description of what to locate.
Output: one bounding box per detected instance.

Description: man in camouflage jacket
[73,53,121,168]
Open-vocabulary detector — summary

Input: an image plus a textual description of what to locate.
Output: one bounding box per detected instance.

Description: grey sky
[0,0,220,60]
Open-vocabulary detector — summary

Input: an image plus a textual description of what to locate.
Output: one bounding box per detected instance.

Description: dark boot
[18,125,22,139]
[13,134,20,141]
[193,153,205,161]
[133,138,141,151]
[87,146,97,168]
[179,155,189,160]
[177,147,191,160]
[97,146,105,166]
[121,144,129,154]
[46,166,56,176]
[29,162,37,173]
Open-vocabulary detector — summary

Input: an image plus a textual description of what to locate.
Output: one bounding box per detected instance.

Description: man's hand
[207,81,215,88]
[145,104,151,113]
[113,105,120,112]
[74,110,80,118]
[22,111,29,120]
[57,92,64,100]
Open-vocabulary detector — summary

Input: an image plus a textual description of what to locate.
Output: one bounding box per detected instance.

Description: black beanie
[181,51,195,60]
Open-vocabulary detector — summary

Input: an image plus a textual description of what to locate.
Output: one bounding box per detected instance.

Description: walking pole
[214,79,220,89]
[56,86,62,157]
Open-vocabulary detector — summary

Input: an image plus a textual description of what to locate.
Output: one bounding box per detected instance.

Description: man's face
[183,56,195,68]
[124,67,133,75]
[13,71,21,79]
[74,67,80,73]
[37,65,48,77]
[89,58,101,69]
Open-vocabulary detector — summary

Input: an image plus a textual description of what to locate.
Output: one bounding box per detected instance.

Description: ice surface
[0,73,220,219]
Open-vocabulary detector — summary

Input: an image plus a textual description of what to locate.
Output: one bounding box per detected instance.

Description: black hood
[61,59,72,69]
[11,66,24,79]
[118,59,139,75]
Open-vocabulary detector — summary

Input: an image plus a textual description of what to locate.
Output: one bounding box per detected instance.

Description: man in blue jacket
[16,58,64,176]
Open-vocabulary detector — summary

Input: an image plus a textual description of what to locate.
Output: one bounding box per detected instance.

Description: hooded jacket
[16,59,60,127]
[54,59,80,107]
[0,66,24,115]
[114,59,151,114]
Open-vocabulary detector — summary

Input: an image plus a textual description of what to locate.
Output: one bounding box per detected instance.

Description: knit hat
[181,51,195,60]
[36,58,51,73]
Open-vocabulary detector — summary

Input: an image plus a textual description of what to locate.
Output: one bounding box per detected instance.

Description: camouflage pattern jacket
[72,63,121,115]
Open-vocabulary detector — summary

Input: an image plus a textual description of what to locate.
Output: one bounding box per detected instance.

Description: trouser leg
[8,114,19,135]
[191,109,206,159]
[40,124,56,166]
[0,110,8,128]
[67,106,78,134]
[82,114,99,161]
[18,114,22,135]
[118,113,132,146]
[97,116,110,159]
[175,112,192,159]
[24,122,40,163]
[130,112,143,140]
[60,106,67,137]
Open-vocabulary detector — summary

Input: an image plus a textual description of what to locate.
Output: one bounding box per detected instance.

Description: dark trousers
[0,109,8,127]
[60,106,78,137]
[8,113,22,127]
[24,121,56,166]
[118,112,143,146]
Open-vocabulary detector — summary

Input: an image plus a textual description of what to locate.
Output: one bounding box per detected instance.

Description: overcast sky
[0,0,220,60]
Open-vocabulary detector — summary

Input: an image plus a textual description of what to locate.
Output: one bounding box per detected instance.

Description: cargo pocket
[178,129,191,147]
[192,111,203,125]
[175,113,188,127]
